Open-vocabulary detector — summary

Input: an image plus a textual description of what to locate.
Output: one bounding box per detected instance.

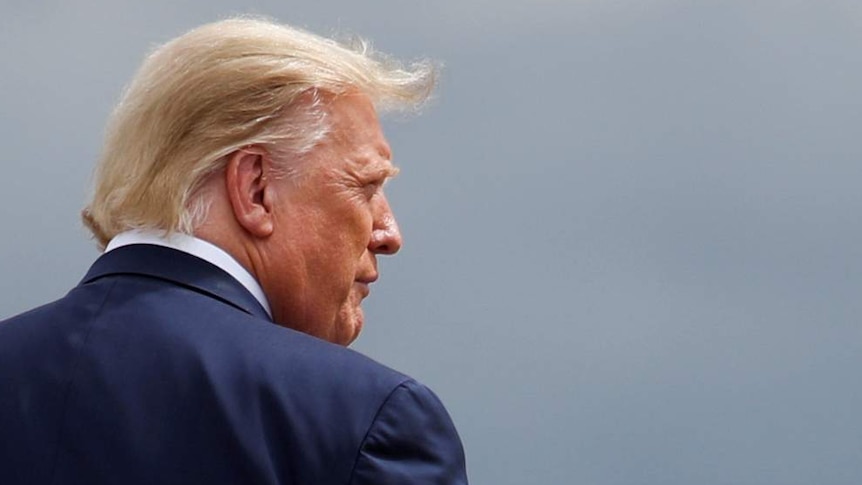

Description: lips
[355,273,378,284]
[355,272,377,299]
[352,282,370,299]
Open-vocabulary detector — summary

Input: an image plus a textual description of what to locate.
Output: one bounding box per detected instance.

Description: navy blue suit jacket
[0,245,468,484]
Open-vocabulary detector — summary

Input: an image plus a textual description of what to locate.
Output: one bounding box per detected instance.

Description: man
[0,18,468,485]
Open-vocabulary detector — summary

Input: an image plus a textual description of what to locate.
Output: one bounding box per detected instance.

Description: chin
[334,306,364,347]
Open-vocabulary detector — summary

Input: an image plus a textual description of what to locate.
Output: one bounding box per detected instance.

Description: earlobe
[224,147,275,238]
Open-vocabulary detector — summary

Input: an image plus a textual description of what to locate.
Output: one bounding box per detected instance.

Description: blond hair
[83,17,436,247]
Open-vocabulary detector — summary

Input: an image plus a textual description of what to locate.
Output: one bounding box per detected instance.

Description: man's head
[83,18,436,345]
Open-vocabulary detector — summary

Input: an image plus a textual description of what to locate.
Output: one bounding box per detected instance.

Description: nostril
[370,227,402,255]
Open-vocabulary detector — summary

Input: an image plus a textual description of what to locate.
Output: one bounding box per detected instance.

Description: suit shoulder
[237,316,412,393]
[349,374,469,485]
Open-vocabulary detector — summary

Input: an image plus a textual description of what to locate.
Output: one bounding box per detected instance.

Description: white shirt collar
[104,229,272,318]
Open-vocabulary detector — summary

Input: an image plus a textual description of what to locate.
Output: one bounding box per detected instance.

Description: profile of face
[258,93,402,346]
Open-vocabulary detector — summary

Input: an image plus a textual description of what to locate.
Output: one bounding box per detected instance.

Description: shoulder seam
[344,376,414,485]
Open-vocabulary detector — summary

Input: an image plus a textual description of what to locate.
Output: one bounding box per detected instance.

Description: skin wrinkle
[196,91,401,346]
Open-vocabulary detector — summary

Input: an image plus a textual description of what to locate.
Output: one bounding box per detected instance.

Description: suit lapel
[81,244,272,321]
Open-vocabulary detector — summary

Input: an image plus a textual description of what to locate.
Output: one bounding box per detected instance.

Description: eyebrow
[382,164,401,179]
[362,159,400,180]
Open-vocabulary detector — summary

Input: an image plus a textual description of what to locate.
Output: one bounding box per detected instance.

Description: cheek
[309,199,374,282]
[338,203,374,252]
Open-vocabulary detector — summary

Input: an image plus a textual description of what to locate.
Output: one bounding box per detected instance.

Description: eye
[363,179,384,199]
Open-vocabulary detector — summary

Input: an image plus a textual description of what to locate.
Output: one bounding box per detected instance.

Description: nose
[369,196,402,255]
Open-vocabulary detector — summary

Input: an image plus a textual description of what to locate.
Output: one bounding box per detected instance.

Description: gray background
[2,1,861,484]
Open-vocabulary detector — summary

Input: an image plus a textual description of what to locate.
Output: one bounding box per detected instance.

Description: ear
[224,147,275,238]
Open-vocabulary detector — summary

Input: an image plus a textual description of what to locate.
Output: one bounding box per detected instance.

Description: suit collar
[105,229,272,317]
[82,244,272,321]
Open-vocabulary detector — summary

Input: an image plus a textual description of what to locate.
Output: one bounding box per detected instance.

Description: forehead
[323,92,394,171]
[327,93,392,150]
[276,90,397,183]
